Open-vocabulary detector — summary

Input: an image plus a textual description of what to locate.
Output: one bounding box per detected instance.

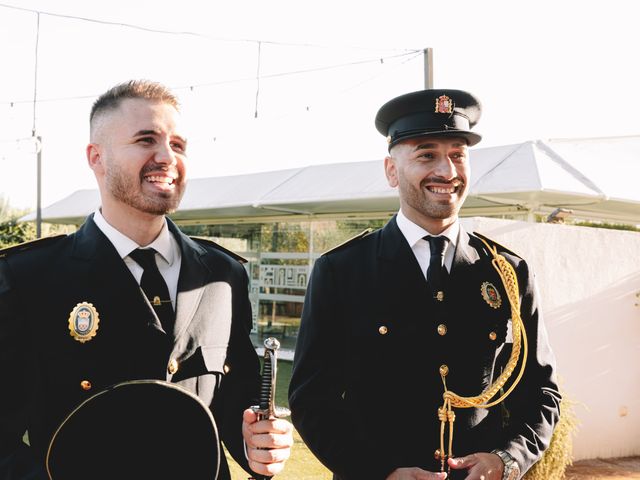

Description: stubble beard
[105,163,184,216]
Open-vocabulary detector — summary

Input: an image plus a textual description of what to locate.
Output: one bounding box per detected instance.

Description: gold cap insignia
[435,95,453,114]
[68,302,100,343]
[480,282,502,309]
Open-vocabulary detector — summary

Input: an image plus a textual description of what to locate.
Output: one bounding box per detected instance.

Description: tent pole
[423,48,434,89]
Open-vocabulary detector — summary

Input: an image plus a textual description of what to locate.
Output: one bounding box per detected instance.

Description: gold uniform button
[223,364,230,374]
[434,449,442,460]
[437,324,447,336]
[435,291,445,302]
[378,326,388,335]
[439,364,449,377]
[168,359,179,375]
[489,331,497,341]
[80,380,92,391]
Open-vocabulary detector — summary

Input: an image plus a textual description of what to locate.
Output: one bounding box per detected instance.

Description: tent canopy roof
[22,136,640,226]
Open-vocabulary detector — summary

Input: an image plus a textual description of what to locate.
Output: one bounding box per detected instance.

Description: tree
[0,218,36,248]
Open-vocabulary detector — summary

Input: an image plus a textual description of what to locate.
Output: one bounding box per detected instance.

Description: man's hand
[242,408,293,476]
[385,467,447,479]
[448,452,504,480]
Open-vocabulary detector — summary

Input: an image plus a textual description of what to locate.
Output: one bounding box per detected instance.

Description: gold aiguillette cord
[436,238,529,475]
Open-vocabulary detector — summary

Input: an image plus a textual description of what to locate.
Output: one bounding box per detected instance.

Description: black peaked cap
[375,89,482,150]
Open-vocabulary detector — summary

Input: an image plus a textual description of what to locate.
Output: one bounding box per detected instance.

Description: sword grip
[248,338,290,480]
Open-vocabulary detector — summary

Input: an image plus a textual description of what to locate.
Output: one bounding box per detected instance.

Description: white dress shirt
[395,209,459,280]
[92,210,182,308]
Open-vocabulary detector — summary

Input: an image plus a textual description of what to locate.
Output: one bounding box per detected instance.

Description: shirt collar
[92,209,175,265]
[396,209,459,248]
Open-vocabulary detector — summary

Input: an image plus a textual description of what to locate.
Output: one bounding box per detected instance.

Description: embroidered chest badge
[480,282,502,309]
[68,302,100,343]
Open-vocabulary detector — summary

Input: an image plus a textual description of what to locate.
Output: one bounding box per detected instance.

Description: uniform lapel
[71,215,162,332]
[451,225,481,272]
[168,221,211,339]
[377,216,430,312]
[378,215,419,266]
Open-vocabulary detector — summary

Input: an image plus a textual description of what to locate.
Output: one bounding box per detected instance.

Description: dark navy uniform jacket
[0,215,260,479]
[289,216,560,480]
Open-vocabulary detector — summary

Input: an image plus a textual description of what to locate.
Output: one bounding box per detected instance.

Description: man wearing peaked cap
[290,89,560,480]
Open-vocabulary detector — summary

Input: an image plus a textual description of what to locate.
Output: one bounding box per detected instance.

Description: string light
[0,3,419,52]
[0,51,419,106]
[0,2,425,153]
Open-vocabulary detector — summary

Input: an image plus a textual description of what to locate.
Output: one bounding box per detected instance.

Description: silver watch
[491,449,521,480]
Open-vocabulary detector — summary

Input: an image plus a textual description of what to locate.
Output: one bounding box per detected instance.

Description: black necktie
[129,248,175,333]
[425,235,448,300]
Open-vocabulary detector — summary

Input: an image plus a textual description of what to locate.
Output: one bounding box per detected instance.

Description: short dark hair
[90,80,180,126]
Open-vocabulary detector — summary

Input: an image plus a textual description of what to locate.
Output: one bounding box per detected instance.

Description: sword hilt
[248,338,290,480]
[250,337,291,420]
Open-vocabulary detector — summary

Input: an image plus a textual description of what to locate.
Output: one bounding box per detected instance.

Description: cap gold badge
[480,282,502,309]
[435,95,453,114]
[68,302,100,343]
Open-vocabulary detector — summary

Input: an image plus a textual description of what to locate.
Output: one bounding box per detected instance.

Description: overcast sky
[1,0,638,209]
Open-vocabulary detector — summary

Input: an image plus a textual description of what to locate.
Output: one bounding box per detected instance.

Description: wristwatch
[491,449,521,480]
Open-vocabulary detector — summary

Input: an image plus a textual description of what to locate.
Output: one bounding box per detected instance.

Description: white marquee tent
[21,135,640,226]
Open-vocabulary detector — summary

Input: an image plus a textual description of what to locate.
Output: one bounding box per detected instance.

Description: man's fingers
[248,418,293,435]
[385,467,448,479]
[246,444,291,464]
[243,408,258,424]
[243,410,293,477]
[247,431,293,449]
[448,452,504,480]
[248,458,286,477]
[242,415,294,451]
[448,454,477,469]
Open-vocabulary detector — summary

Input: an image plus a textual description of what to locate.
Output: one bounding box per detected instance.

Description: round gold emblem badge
[480,282,502,309]
[68,302,100,343]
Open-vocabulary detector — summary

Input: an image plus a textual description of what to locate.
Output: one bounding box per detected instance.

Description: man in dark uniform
[289,89,560,480]
[0,80,292,479]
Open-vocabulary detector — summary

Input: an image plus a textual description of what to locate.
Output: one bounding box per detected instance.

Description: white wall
[462,217,640,460]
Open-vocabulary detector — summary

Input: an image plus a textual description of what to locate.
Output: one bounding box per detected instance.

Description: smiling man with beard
[0,80,292,479]
[289,89,560,480]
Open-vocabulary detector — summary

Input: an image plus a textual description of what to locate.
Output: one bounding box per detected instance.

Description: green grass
[226,359,332,479]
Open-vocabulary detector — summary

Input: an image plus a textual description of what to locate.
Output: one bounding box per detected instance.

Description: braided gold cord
[437,237,529,470]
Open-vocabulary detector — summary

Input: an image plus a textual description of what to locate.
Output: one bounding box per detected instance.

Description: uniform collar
[396,208,459,249]
[92,209,176,265]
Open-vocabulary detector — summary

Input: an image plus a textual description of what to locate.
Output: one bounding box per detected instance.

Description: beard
[104,162,185,215]
[398,174,466,220]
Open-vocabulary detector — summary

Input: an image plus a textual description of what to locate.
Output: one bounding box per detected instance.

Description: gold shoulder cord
[437,237,529,474]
